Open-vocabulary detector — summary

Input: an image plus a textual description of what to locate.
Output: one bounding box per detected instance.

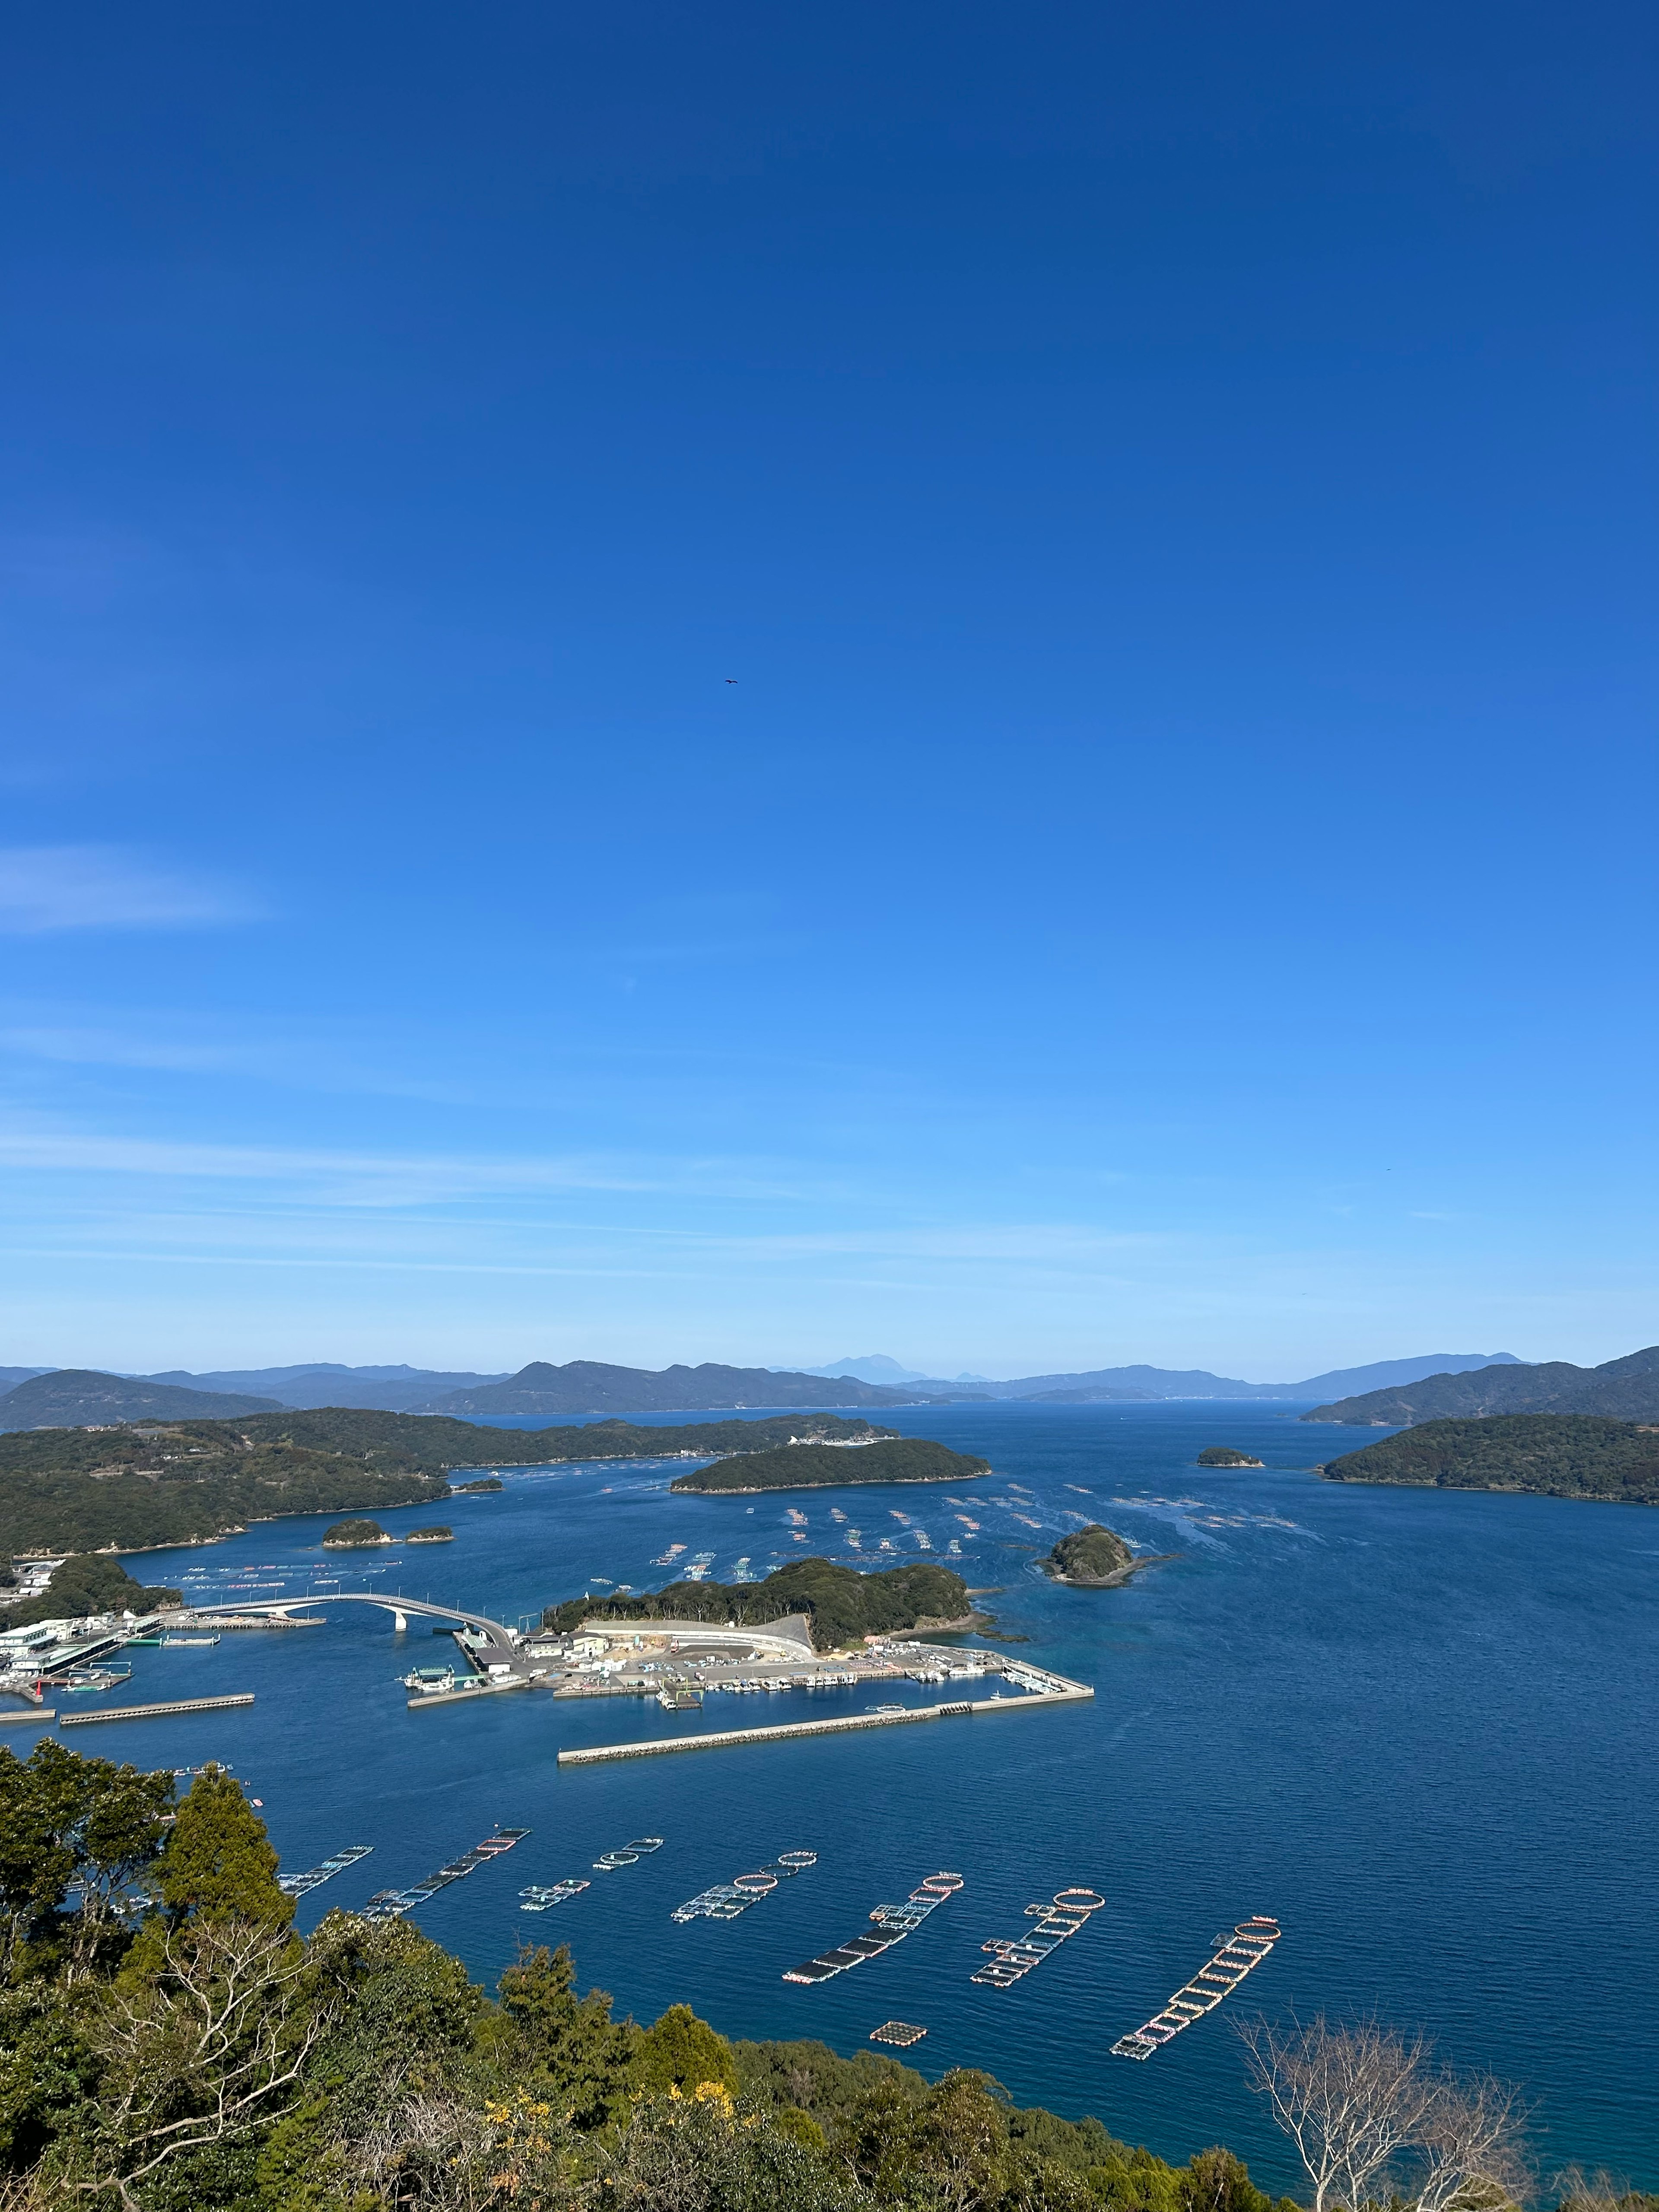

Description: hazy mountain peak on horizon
[798,1354,933,1383]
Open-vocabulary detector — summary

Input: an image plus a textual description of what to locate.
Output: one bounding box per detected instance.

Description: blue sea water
[31,1403,1658,2193]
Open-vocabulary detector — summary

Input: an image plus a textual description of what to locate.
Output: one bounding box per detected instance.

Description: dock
[0,1709,55,1724]
[58,1694,256,1728]
[557,1675,1092,1764]
[408,1677,534,1710]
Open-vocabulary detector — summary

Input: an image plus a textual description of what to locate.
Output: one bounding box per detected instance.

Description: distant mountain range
[806,1352,1523,1402]
[145,1362,512,1411]
[0,1357,948,1431]
[18,1347,1655,1435]
[423,1361,941,1418]
[1302,1345,1659,1425]
[0,1369,283,1430]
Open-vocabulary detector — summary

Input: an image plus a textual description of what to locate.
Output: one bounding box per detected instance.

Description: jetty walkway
[558,1668,1093,1764]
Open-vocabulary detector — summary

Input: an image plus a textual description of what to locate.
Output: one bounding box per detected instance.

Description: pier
[58,1693,256,1728]
[557,1673,1092,1764]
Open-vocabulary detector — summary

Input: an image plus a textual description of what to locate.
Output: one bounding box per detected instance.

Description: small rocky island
[1042,1524,1140,1586]
[406,1525,453,1543]
[1196,1446,1264,1468]
[452,1476,504,1492]
[321,1517,391,1548]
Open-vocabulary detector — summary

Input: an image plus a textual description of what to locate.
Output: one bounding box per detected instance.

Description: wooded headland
[1319,1415,1659,1504]
[0,1409,891,1556]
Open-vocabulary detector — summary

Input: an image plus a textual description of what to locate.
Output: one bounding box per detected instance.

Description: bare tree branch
[1238,2015,1436,2212]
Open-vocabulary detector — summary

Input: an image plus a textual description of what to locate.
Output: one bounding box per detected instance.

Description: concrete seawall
[556,1681,1092,1765]
[59,1693,255,1727]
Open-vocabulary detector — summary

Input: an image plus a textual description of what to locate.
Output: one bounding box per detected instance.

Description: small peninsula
[541,1556,972,1651]
[1320,1414,1659,1505]
[0,1552,181,1632]
[451,1476,504,1492]
[1042,1524,1142,1586]
[1196,1446,1264,1468]
[669,1437,988,1493]
[321,1517,391,1548]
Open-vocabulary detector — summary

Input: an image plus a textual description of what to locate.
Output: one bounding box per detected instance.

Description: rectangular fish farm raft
[971,1886,1104,1986]
[674,1849,816,1922]
[784,1871,962,1983]
[360,1827,531,1921]
[278,1845,373,1898]
[1111,1918,1282,2059]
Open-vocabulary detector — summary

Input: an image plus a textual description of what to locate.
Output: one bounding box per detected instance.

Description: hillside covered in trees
[0,1738,1305,2212]
[1319,1416,1659,1503]
[542,1557,972,1649]
[0,1410,887,1556]
[670,1438,987,1492]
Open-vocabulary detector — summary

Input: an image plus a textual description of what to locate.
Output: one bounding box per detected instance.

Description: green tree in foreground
[157,1764,293,1928]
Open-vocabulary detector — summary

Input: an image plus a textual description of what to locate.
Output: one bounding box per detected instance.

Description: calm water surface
[45,1404,1657,2190]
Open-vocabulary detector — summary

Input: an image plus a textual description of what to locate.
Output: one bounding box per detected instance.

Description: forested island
[0,1408,888,1556]
[0,1740,1313,2212]
[1196,1446,1264,1468]
[541,1556,973,1649]
[1320,1415,1659,1504]
[669,1438,987,1492]
[1042,1525,1139,1586]
[321,1519,391,1547]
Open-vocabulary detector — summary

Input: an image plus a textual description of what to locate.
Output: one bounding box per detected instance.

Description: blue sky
[2,2,1653,1379]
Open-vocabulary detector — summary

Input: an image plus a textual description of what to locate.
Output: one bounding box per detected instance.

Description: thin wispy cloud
[0,845,264,933]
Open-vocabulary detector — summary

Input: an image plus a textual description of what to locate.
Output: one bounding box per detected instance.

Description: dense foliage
[0,1740,1297,2212]
[670,1440,988,1493]
[0,1412,891,1555]
[1195,1449,1262,1469]
[542,1557,973,1650]
[1321,1417,1659,1504]
[1043,1526,1134,1583]
[0,1554,181,1631]
[320,1519,388,1547]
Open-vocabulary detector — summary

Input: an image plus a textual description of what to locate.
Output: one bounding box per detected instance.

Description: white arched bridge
[186,1592,535,1681]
